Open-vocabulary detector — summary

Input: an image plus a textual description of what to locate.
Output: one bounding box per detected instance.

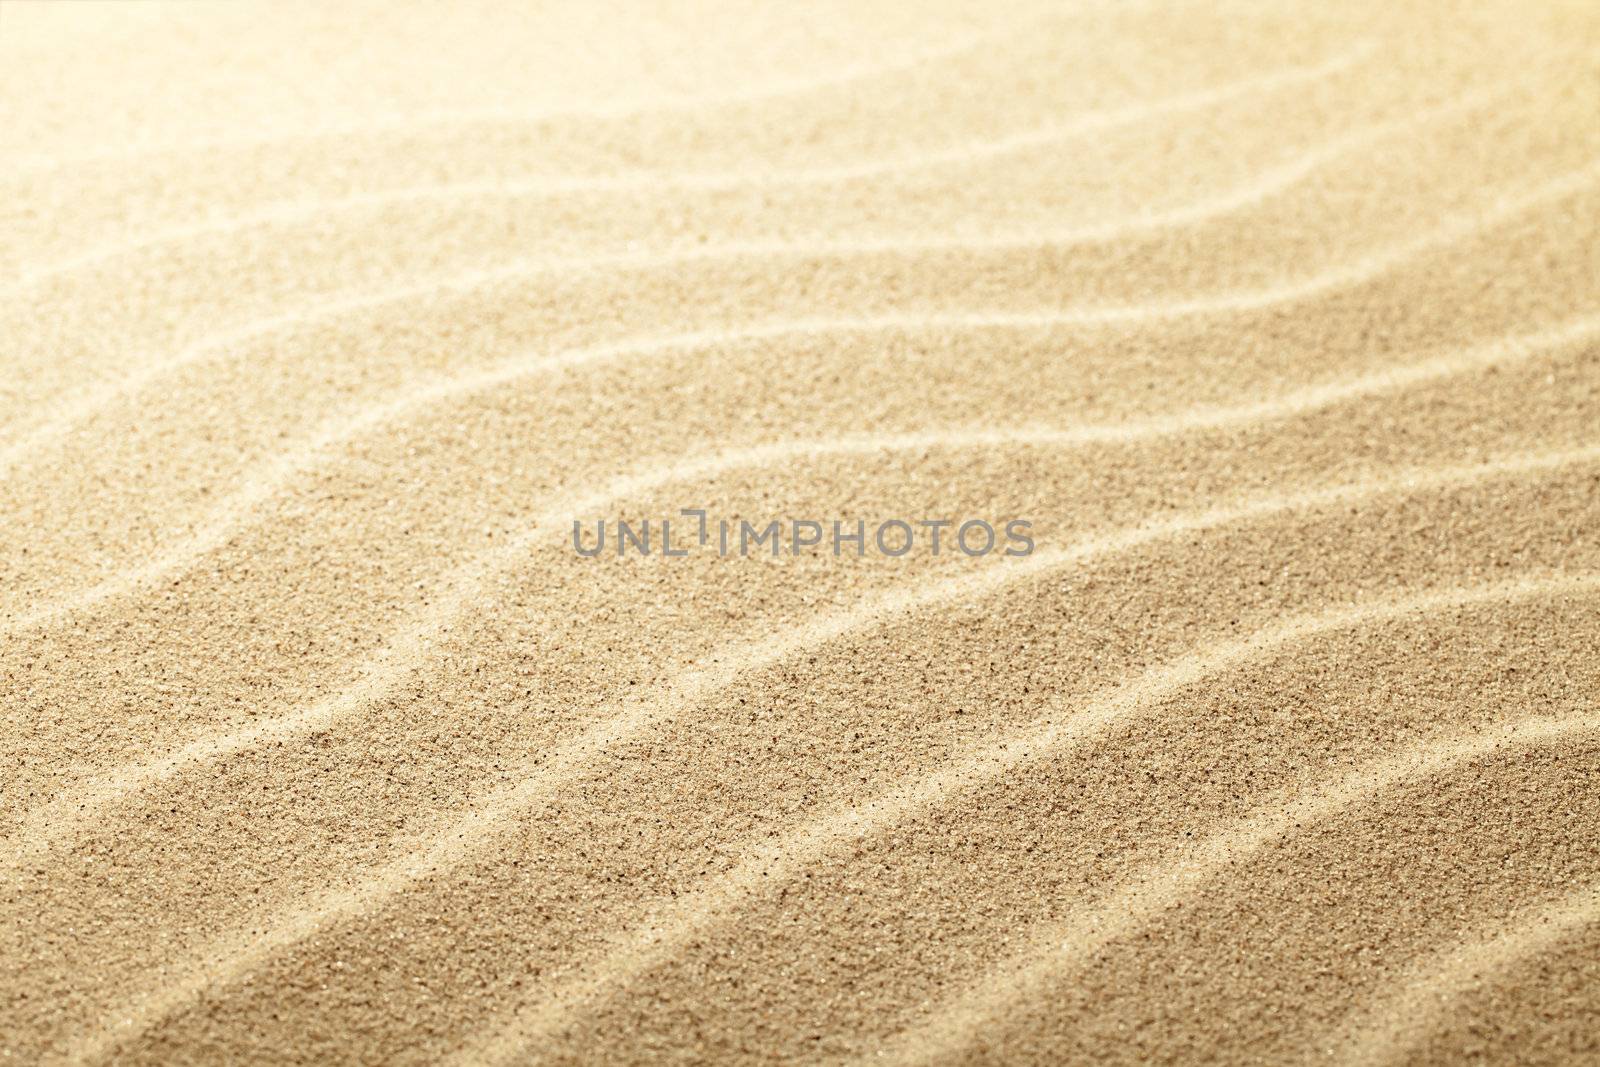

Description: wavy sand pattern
[2,1,1598,1064]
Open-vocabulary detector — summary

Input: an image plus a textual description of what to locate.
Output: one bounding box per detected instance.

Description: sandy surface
[3,0,1599,1063]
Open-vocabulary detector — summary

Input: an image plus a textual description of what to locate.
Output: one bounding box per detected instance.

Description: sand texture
[3,0,1599,1063]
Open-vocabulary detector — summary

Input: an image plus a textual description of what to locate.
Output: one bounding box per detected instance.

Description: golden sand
[3,0,1598,1062]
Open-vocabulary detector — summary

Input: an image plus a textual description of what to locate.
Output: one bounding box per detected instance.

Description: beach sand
[2,0,1598,1062]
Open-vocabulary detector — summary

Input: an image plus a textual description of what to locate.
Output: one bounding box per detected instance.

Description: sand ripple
[3,1,1597,1064]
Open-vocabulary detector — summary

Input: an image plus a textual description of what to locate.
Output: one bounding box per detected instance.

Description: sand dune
[3,1,1598,1064]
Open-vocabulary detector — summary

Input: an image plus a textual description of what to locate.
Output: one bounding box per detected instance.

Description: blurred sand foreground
[2,0,1598,1062]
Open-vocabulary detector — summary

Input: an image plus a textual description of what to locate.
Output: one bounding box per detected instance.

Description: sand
[2,0,1598,1063]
